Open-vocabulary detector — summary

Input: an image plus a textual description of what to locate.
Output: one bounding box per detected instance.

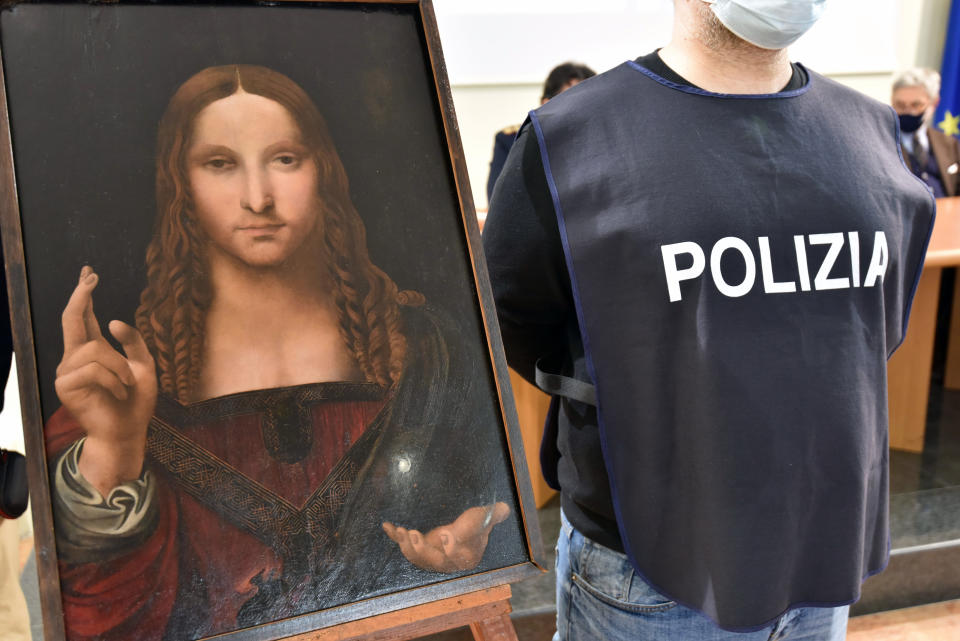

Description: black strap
[535,357,597,406]
[0,449,28,519]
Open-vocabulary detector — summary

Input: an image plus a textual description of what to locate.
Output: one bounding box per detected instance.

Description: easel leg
[287,585,518,641]
[469,613,519,641]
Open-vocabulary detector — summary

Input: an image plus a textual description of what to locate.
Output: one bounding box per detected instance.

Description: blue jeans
[554,511,849,641]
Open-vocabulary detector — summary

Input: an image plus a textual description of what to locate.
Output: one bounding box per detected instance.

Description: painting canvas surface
[0,2,535,639]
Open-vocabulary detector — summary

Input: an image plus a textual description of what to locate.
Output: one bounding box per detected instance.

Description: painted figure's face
[187,91,322,269]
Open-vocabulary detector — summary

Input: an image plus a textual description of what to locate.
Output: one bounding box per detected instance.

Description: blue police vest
[529,62,935,630]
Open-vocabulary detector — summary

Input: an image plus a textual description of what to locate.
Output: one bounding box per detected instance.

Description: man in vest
[892,67,960,198]
[483,1,935,639]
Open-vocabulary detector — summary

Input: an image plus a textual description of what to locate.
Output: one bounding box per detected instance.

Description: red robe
[46,386,386,641]
[44,306,522,640]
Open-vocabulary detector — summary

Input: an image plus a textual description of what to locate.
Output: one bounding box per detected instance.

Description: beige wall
[451,83,540,212]
[900,0,952,70]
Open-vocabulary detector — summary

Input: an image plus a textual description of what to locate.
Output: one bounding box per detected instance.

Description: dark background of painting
[0,1,493,427]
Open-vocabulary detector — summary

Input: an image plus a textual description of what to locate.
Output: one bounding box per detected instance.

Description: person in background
[0,241,30,641]
[892,67,960,198]
[484,0,935,639]
[485,62,595,202]
[0,500,29,641]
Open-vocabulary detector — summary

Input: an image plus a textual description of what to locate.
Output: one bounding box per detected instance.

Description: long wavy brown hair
[135,64,419,402]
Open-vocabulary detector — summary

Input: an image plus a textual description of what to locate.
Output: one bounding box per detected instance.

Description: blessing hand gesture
[54,266,157,498]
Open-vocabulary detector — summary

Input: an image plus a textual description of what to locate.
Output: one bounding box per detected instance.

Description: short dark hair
[542,62,596,101]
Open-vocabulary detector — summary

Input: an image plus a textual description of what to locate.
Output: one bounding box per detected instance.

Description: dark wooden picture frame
[0,1,544,639]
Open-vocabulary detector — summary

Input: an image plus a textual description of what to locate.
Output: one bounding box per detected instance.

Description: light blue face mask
[702,0,826,50]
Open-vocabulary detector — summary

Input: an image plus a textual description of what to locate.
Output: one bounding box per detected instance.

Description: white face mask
[701,0,826,50]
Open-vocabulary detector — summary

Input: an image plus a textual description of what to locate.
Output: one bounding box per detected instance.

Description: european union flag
[937,0,960,138]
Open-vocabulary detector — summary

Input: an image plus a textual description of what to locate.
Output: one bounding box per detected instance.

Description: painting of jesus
[39,64,521,640]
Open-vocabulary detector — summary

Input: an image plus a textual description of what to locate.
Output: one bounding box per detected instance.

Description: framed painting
[0,1,545,639]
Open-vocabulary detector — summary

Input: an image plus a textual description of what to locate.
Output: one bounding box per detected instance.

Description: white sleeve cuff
[53,438,155,536]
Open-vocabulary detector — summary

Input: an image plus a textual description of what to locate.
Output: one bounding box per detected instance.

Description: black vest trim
[530,103,649,617]
[893,124,939,355]
[626,59,813,100]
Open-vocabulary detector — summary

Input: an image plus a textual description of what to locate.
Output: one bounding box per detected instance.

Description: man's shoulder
[494,125,520,147]
[497,124,520,138]
[928,124,959,147]
[926,125,960,174]
[533,62,631,121]
[794,67,900,144]
[805,67,890,113]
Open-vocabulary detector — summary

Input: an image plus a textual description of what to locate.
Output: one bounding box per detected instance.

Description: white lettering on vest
[711,237,756,298]
[661,242,706,303]
[809,233,850,290]
[848,231,861,288]
[759,236,797,294]
[863,231,888,287]
[661,230,890,302]
[794,235,811,292]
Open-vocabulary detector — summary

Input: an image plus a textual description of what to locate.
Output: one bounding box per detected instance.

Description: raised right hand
[54,266,157,498]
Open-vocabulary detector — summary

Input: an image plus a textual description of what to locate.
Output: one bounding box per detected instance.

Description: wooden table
[888,196,960,452]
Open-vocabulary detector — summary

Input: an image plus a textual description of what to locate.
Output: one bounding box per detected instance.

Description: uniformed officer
[485,62,595,203]
[892,67,960,198]
[484,1,934,639]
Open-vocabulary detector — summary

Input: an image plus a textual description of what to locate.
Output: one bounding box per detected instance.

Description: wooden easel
[284,585,520,641]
